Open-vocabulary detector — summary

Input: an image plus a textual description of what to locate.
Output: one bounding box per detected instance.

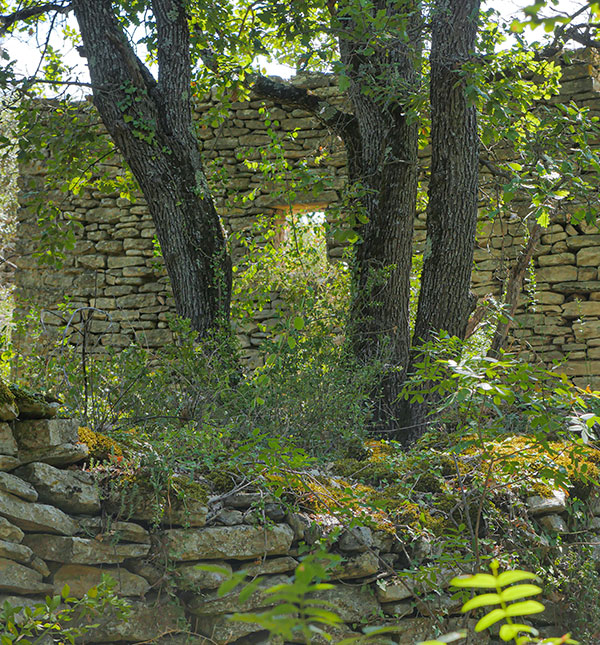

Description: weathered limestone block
[175,560,232,591]
[78,517,150,544]
[0,380,18,422]
[338,526,373,553]
[0,516,24,542]
[562,301,600,318]
[0,423,17,456]
[165,524,294,561]
[243,556,299,576]
[188,574,291,615]
[18,442,89,467]
[22,535,149,564]
[52,564,150,597]
[0,456,21,471]
[15,462,100,514]
[0,490,78,535]
[73,599,184,643]
[574,320,600,341]
[538,514,568,533]
[0,558,53,595]
[194,614,266,643]
[0,471,38,502]
[526,490,567,516]
[577,246,600,266]
[12,418,79,450]
[0,538,34,564]
[334,551,380,580]
[535,265,578,283]
[9,386,59,419]
[312,584,380,623]
[538,253,575,267]
[375,567,458,604]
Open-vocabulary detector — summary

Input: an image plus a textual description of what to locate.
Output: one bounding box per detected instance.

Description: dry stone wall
[8,50,600,381]
[0,388,590,644]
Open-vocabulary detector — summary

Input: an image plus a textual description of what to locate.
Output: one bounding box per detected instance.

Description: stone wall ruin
[7,50,600,385]
[0,386,591,644]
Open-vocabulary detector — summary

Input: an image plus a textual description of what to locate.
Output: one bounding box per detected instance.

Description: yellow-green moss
[331,458,398,485]
[78,426,123,461]
[203,469,237,493]
[467,434,600,500]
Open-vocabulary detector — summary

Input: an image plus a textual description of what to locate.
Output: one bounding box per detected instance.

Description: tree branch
[251,74,357,141]
[0,2,71,36]
[487,223,542,359]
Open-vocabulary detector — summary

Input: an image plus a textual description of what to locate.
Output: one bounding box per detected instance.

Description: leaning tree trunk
[399,0,481,444]
[72,0,231,336]
[338,1,422,431]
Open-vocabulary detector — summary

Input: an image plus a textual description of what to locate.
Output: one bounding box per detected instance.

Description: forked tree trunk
[72,0,231,336]
[398,0,481,444]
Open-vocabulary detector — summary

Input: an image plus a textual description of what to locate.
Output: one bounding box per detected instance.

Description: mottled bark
[399,0,480,443]
[71,0,231,336]
[340,1,422,428]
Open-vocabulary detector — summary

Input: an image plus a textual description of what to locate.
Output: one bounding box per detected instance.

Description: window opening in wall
[273,204,329,262]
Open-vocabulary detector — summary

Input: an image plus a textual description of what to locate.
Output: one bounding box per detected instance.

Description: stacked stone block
[10,50,600,380]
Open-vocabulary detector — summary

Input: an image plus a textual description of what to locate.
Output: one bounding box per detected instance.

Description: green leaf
[238,577,263,604]
[504,600,545,617]
[496,571,539,587]
[499,584,542,602]
[499,623,537,641]
[451,573,497,588]
[462,593,502,612]
[293,316,305,331]
[475,607,507,632]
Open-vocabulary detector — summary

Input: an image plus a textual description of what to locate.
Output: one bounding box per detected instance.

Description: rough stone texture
[0,423,18,456]
[0,471,38,502]
[15,462,100,514]
[526,490,567,516]
[0,402,18,423]
[22,534,149,564]
[338,526,373,553]
[164,524,294,561]
[175,560,233,590]
[78,517,150,544]
[12,419,79,450]
[0,538,33,563]
[17,442,89,467]
[0,516,24,542]
[73,600,184,643]
[0,456,20,471]
[538,514,568,533]
[187,574,291,615]
[0,558,53,595]
[334,551,380,580]
[0,489,78,535]
[52,564,150,597]
[313,584,381,623]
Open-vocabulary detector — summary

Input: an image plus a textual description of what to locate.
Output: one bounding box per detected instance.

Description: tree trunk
[399,0,481,444]
[71,0,231,336]
[338,1,422,430]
